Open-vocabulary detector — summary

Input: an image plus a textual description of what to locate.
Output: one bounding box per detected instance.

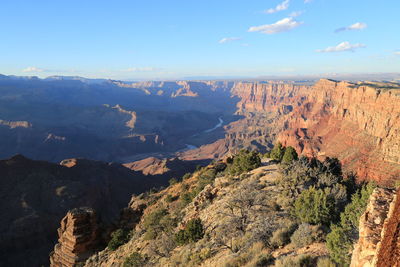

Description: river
[203,117,224,133]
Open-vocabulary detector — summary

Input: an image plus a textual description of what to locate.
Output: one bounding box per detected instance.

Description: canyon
[1,76,399,185]
[181,79,400,185]
[1,75,400,266]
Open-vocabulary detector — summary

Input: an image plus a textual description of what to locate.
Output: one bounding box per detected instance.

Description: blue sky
[1,0,399,80]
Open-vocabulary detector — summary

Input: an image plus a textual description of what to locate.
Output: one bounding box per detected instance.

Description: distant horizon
[1,0,399,79]
[1,71,400,83]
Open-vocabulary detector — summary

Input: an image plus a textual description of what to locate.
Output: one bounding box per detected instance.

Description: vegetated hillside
[0,154,201,267]
[76,149,377,267]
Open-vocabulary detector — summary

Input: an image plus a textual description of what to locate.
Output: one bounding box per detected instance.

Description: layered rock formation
[180,79,400,185]
[277,79,400,184]
[350,187,399,267]
[376,188,400,267]
[231,82,309,113]
[50,208,100,267]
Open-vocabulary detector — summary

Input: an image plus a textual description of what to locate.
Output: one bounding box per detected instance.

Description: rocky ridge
[350,187,400,267]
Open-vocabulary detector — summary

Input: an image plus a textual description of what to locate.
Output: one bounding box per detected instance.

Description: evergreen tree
[294,187,335,225]
[282,146,298,164]
[270,142,285,162]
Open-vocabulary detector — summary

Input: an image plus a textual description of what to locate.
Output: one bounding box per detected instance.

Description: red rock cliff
[277,79,400,184]
[231,82,309,113]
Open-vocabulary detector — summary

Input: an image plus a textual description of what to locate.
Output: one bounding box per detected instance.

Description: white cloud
[22,66,44,73]
[304,0,313,3]
[218,37,242,44]
[316,41,366,53]
[124,67,160,72]
[289,10,303,17]
[248,17,303,34]
[394,51,400,55]
[264,0,289,14]
[348,22,367,30]
[335,22,367,33]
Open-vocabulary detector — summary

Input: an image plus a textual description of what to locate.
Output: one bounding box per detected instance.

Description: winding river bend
[120,117,225,162]
[203,117,223,133]
[181,117,225,152]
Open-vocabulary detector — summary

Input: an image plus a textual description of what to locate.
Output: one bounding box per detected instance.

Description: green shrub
[227,150,261,175]
[143,208,168,229]
[275,254,315,267]
[270,142,285,162]
[282,146,298,164]
[175,229,188,246]
[165,194,177,203]
[181,191,195,206]
[294,187,335,225]
[123,252,145,267]
[254,254,274,267]
[185,218,204,241]
[142,208,169,240]
[108,229,130,251]
[326,225,352,266]
[169,177,179,186]
[175,218,204,245]
[197,169,217,190]
[182,173,192,180]
[339,183,375,230]
[290,223,323,248]
[270,224,296,248]
[316,257,337,267]
[143,227,157,240]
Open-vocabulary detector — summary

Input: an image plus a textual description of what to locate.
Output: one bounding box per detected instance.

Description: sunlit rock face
[50,208,100,267]
[350,187,399,267]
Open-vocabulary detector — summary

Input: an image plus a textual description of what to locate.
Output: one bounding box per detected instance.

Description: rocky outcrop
[50,208,100,267]
[350,187,398,267]
[376,188,400,267]
[277,79,400,184]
